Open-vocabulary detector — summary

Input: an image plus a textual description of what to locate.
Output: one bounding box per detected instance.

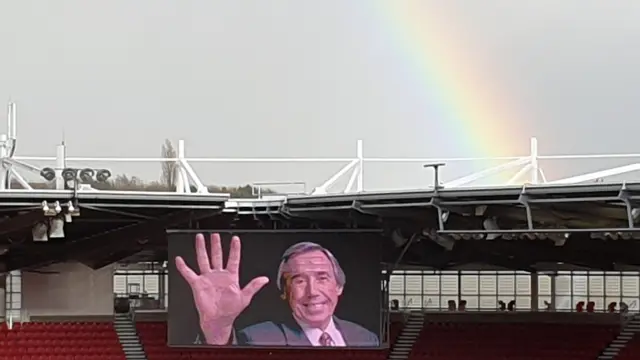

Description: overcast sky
[1,0,639,192]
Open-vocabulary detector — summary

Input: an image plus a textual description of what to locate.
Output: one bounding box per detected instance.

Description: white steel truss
[2,102,640,196]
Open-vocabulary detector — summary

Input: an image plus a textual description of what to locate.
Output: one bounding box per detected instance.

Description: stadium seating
[137,319,627,360]
[0,318,626,360]
[616,335,640,359]
[389,320,403,345]
[137,321,392,360]
[410,322,618,360]
[0,321,125,360]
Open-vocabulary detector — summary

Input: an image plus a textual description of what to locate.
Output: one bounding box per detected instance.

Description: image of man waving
[175,233,379,347]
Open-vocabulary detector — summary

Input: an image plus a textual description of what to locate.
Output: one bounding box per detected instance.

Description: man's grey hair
[276,242,346,291]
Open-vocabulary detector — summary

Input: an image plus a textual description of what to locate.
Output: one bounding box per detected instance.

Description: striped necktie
[319,332,334,346]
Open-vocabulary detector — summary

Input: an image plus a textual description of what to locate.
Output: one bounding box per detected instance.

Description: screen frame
[165,229,385,350]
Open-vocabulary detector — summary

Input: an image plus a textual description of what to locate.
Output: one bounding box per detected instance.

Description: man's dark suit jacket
[195,316,379,347]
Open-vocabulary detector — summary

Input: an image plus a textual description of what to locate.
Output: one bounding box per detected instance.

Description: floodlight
[66,200,80,217]
[96,169,111,182]
[61,168,77,182]
[475,205,487,216]
[483,217,500,240]
[67,201,75,213]
[53,201,62,214]
[79,168,95,182]
[32,222,48,242]
[48,217,65,238]
[40,167,56,182]
[483,217,499,231]
[441,210,450,223]
[42,201,58,217]
[41,201,49,213]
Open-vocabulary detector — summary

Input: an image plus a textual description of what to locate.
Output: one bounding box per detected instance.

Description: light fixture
[66,200,80,217]
[40,167,56,182]
[475,205,487,216]
[48,217,65,238]
[79,168,95,182]
[67,201,75,214]
[32,222,48,241]
[42,201,57,217]
[53,201,62,214]
[96,169,111,182]
[482,217,500,240]
[61,168,77,182]
[553,236,567,246]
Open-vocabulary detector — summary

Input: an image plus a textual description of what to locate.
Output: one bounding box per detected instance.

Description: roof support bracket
[428,197,447,232]
[518,185,534,230]
[618,182,636,229]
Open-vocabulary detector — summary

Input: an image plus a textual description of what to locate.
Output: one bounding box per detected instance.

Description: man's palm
[176,233,269,326]
[191,271,249,324]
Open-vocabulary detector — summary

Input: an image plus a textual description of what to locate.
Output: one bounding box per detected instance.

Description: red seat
[137,320,390,360]
[0,322,125,360]
[410,321,617,360]
[11,318,619,360]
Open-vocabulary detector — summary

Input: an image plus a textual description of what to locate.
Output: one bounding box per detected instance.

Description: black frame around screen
[167,229,384,349]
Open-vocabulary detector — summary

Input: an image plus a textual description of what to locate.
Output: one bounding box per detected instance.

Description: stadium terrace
[2,103,640,359]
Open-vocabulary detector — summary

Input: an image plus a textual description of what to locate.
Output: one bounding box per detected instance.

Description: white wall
[23,262,114,316]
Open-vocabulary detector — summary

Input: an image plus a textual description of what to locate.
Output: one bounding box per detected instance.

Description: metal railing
[4,102,640,196]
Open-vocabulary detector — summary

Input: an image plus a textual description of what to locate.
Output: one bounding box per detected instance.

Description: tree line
[26,139,266,198]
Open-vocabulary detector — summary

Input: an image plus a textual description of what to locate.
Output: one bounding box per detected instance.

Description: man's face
[285,249,343,329]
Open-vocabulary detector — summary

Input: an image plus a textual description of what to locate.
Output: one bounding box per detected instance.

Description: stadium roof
[2,104,640,272]
[0,190,228,271]
[1,182,640,273]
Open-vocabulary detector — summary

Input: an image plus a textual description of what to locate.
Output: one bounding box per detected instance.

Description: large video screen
[167,230,382,348]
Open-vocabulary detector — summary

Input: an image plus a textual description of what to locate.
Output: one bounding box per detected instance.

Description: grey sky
[1,1,639,192]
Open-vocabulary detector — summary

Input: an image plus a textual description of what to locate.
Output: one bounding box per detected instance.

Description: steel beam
[0,210,45,237]
[5,209,217,271]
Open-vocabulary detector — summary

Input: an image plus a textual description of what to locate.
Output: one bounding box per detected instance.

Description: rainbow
[369,2,532,181]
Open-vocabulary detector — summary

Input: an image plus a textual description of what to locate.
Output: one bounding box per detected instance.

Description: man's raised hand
[175,233,269,344]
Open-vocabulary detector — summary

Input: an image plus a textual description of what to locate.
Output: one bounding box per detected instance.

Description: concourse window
[422,273,441,309]
[385,268,640,313]
[387,270,538,312]
[537,273,553,310]
[621,272,640,311]
[113,262,167,310]
[440,271,458,311]
[548,270,640,312]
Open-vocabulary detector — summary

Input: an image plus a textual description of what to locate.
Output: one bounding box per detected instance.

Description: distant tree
[91,174,155,191]
[209,185,256,198]
[161,139,177,191]
[25,181,52,190]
